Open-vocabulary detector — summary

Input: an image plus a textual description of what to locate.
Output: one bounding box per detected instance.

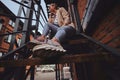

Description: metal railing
[0,0,48,80]
[0,0,119,80]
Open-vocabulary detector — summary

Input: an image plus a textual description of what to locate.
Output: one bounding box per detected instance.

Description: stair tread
[0,53,113,67]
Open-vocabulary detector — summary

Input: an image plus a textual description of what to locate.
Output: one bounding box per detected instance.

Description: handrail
[11,0,47,23]
[0,13,40,21]
[12,0,38,13]
[80,33,120,56]
[0,31,27,37]
[38,4,48,22]
[0,42,29,60]
[0,0,48,60]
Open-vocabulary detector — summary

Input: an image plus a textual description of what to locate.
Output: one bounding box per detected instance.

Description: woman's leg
[53,26,76,43]
[42,23,59,36]
[37,23,59,41]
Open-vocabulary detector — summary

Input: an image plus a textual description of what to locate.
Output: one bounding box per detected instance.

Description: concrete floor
[27,71,56,80]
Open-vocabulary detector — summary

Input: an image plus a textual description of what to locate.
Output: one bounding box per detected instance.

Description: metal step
[0,53,113,67]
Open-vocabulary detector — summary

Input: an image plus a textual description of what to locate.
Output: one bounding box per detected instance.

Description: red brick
[108,37,120,48]
[100,27,120,44]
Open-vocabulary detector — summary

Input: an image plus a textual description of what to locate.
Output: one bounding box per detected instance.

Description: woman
[37,3,76,46]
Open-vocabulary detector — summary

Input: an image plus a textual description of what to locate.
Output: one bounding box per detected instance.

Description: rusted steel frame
[55,64,58,80]
[33,5,40,36]
[8,0,23,52]
[40,12,47,24]
[0,42,29,60]
[33,2,46,25]
[22,7,26,17]
[14,1,34,80]
[24,67,32,79]
[72,3,83,32]
[67,0,73,22]
[38,4,48,22]
[80,33,120,56]
[0,13,39,21]
[30,66,35,80]
[33,6,44,28]
[0,53,113,67]
[12,0,39,13]
[32,0,48,22]
[20,0,33,45]
[57,64,61,80]
[0,31,27,37]
[12,0,45,28]
[55,64,61,80]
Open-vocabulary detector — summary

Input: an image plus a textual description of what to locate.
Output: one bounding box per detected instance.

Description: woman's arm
[48,13,55,23]
[60,7,71,26]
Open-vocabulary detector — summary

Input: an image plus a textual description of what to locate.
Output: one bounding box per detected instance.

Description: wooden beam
[0,53,114,67]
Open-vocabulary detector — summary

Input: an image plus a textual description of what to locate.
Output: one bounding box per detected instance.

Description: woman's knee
[46,22,53,26]
[43,23,53,30]
[55,29,66,42]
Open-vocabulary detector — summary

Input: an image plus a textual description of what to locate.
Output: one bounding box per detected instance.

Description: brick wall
[0,16,22,52]
[92,4,120,51]
[0,16,10,52]
[75,1,120,80]
[77,0,87,20]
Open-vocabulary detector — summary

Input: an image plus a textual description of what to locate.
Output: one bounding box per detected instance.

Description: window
[0,52,2,57]
[7,35,12,43]
[0,23,2,31]
[4,32,12,43]
[9,20,15,27]
[17,38,21,46]
[0,18,4,31]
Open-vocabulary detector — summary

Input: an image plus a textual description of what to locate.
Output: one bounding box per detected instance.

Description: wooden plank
[0,53,113,67]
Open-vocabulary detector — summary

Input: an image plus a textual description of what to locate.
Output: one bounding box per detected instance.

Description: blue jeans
[42,23,76,42]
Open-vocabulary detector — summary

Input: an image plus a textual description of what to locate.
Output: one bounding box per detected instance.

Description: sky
[1,0,48,33]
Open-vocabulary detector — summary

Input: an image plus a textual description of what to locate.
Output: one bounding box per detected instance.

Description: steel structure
[0,0,120,80]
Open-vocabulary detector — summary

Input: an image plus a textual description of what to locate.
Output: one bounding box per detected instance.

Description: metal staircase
[0,0,119,80]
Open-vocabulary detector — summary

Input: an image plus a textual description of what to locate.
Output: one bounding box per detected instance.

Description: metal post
[57,64,60,80]
[55,64,58,80]
[71,1,83,33]
[13,1,34,80]
[30,66,35,80]
[35,3,41,38]
[9,0,23,51]
[55,64,61,80]
[20,0,33,45]
[2,0,24,80]
[67,0,83,33]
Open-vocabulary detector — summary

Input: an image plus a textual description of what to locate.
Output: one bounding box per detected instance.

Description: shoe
[33,43,66,52]
[32,40,66,58]
[27,39,44,49]
[47,40,66,52]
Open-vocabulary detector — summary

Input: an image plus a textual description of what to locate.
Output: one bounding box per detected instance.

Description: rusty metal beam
[80,33,120,56]
[0,53,114,67]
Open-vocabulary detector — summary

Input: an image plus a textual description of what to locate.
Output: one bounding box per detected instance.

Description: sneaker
[47,40,66,52]
[27,39,44,49]
[32,43,66,52]
[30,39,43,44]
[32,40,66,58]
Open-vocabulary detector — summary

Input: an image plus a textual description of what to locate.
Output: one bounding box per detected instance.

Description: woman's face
[49,4,56,12]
